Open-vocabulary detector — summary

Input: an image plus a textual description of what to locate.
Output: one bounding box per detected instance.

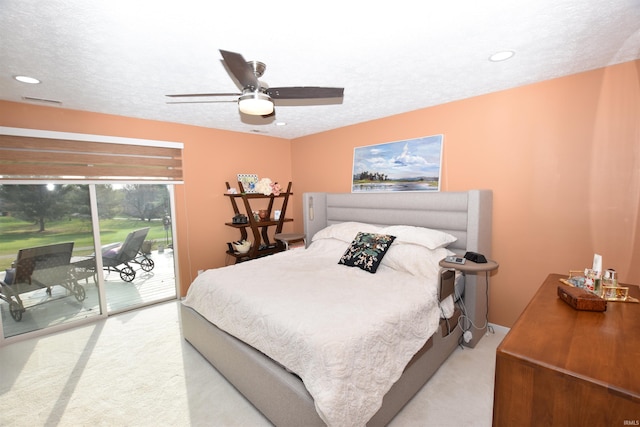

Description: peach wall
[0,102,292,295]
[2,59,638,326]
[292,60,640,327]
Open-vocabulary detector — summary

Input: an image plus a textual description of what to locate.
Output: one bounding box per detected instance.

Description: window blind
[0,127,183,183]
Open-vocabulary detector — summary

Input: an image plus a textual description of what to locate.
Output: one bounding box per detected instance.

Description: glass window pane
[0,184,101,338]
[96,184,176,313]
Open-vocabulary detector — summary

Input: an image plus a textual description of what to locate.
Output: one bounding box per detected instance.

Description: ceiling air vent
[22,96,62,105]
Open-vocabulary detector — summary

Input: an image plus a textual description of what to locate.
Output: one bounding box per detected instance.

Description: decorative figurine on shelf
[255,178,282,196]
[232,240,252,254]
[232,214,248,224]
[258,209,269,221]
[271,181,282,196]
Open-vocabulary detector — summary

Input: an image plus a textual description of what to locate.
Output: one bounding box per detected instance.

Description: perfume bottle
[584,268,597,292]
[602,269,618,287]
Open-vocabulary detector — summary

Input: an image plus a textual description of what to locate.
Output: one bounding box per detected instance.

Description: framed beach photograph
[352,134,443,192]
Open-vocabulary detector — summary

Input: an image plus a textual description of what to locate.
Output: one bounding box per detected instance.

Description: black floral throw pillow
[339,232,396,273]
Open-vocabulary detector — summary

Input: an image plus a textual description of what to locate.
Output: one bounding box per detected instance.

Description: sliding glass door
[0,184,101,338]
[0,183,177,340]
[96,184,176,314]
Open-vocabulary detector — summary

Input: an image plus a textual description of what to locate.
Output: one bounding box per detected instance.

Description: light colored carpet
[0,301,506,426]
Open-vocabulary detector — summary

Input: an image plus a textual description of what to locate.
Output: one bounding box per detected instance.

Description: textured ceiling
[1,1,639,139]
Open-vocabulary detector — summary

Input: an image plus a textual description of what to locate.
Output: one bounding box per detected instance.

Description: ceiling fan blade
[166,93,240,98]
[166,100,237,104]
[220,49,259,89]
[267,87,344,100]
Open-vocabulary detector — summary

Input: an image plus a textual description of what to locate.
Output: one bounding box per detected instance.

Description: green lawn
[0,216,169,270]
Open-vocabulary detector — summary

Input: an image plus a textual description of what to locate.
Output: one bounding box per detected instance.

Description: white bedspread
[183,239,441,426]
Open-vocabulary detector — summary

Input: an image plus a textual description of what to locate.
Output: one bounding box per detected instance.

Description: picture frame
[352,134,443,192]
[237,174,258,193]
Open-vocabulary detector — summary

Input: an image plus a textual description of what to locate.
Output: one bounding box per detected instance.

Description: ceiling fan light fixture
[238,92,274,115]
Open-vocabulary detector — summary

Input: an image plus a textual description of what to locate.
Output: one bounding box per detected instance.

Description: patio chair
[102,227,155,282]
[0,242,85,322]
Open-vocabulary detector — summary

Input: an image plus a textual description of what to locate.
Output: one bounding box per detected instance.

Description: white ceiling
[1,1,639,140]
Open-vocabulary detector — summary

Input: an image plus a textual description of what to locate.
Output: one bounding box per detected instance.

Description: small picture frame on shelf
[237,174,258,193]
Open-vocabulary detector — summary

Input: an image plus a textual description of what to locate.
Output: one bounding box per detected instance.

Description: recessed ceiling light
[489,50,515,62]
[14,75,41,84]
[275,122,287,126]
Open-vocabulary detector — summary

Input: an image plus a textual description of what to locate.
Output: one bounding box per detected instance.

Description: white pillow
[382,244,453,279]
[306,237,350,256]
[379,225,456,250]
[311,222,382,243]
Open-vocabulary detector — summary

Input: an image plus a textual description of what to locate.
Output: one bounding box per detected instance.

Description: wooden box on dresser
[493,273,640,426]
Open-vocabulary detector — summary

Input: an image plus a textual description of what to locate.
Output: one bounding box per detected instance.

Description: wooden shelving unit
[224,181,293,263]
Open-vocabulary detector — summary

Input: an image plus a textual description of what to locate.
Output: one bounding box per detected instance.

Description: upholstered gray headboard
[302,190,493,348]
[302,190,492,256]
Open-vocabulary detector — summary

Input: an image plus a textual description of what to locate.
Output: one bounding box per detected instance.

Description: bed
[180,189,493,426]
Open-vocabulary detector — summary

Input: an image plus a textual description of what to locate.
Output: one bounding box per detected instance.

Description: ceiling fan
[166,49,344,117]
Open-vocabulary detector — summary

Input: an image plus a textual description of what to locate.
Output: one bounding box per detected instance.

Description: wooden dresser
[493,273,640,426]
